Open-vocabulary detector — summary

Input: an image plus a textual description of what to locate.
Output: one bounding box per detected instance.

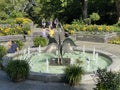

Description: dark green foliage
[115,20,120,27]
[14,40,24,50]
[0,45,7,69]
[64,64,84,86]
[5,60,30,82]
[10,10,24,18]
[33,36,48,47]
[0,11,9,20]
[88,0,118,25]
[0,0,119,25]
[94,68,120,90]
[0,45,7,59]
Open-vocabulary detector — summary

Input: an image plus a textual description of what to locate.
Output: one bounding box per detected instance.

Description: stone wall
[0,35,25,42]
[117,32,120,37]
[76,32,117,43]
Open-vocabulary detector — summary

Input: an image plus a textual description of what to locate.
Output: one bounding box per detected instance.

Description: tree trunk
[81,0,88,20]
[115,0,120,17]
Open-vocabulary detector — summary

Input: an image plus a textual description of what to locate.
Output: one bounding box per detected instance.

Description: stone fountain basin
[2,47,119,83]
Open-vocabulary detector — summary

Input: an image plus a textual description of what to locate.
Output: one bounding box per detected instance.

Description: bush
[64,64,84,86]
[115,20,120,27]
[33,36,48,47]
[0,45,7,59]
[5,60,30,82]
[90,12,100,23]
[14,40,24,50]
[0,45,7,69]
[94,68,120,90]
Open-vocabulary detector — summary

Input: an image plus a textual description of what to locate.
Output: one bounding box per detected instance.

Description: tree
[115,0,120,17]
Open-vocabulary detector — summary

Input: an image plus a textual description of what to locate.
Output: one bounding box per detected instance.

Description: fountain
[2,21,118,82]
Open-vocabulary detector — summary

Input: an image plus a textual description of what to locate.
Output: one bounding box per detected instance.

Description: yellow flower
[27,31,31,35]
[15,17,32,24]
[64,24,71,31]
[70,30,75,34]
[105,26,111,32]
[4,28,10,33]
[98,26,103,31]
[0,27,4,31]
[82,26,87,31]
[16,26,22,30]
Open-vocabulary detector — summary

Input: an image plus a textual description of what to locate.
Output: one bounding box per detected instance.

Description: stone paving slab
[0,70,94,90]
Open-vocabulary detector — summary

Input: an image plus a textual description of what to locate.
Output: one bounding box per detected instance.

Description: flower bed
[63,24,120,43]
[63,24,115,34]
[0,18,32,36]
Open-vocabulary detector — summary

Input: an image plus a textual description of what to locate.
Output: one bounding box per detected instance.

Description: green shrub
[90,12,100,23]
[0,45,7,59]
[94,68,120,90]
[33,36,48,47]
[64,64,84,86]
[14,40,24,50]
[0,11,9,20]
[5,60,30,82]
[72,18,84,25]
[115,20,120,27]
[0,45,7,69]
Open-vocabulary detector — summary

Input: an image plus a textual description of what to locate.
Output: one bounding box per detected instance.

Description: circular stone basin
[13,50,112,74]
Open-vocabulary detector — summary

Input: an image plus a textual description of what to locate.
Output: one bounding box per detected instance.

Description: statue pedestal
[49,58,70,66]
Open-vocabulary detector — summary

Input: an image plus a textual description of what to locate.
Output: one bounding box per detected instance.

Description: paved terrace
[0,41,120,90]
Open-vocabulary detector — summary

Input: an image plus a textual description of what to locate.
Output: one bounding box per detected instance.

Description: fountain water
[70,58,74,65]
[28,47,30,54]
[93,47,96,60]
[38,45,41,53]
[82,45,85,55]
[95,53,98,64]
[46,58,49,73]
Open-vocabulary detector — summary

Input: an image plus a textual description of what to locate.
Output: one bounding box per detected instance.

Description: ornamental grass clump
[5,60,30,82]
[64,64,84,86]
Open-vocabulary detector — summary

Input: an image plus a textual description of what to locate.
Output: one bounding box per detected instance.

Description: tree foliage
[0,0,119,25]
[88,0,118,24]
